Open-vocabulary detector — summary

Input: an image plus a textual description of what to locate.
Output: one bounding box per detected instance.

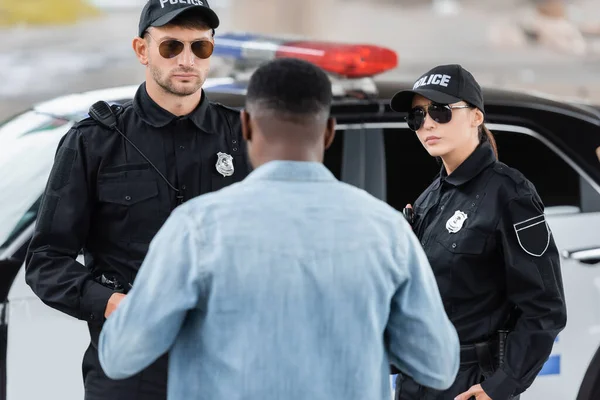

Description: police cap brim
[390,89,462,112]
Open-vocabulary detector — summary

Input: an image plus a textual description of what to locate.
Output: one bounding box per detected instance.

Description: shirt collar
[440,141,496,187]
[132,82,215,133]
[244,160,337,183]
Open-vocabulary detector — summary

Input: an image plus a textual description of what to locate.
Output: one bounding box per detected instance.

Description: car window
[383,128,440,209]
[493,128,600,213]
[0,113,73,254]
[381,126,600,214]
[324,130,344,181]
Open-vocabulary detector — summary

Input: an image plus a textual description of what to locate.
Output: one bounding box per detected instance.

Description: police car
[1,33,600,400]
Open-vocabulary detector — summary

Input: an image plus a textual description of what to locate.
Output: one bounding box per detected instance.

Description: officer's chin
[423,145,448,158]
[170,81,203,97]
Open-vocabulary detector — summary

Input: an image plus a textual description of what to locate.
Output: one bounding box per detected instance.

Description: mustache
[172,67,198,74]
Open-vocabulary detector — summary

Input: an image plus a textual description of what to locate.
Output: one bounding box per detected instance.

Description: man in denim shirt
[98,58,459,400]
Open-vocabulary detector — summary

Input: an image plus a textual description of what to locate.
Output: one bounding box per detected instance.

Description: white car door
[533,209,600,400]
[6,257,89,400]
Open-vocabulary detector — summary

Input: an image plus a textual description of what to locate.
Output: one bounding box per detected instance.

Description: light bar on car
[214,33,399,78]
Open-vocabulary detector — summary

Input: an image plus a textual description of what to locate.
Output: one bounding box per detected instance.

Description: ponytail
[479,123,498,159]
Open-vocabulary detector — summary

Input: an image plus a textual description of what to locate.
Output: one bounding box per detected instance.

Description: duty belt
[459,330,509,375]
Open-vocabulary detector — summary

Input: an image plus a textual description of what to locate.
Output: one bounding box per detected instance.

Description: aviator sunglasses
[146,32,214,60]
[406,103,472,131]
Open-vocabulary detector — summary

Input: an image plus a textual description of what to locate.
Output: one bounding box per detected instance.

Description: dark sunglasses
[406,103,472,131]
[147,33,214,59]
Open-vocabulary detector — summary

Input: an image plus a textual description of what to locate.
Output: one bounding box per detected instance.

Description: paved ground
[1,0,600,120]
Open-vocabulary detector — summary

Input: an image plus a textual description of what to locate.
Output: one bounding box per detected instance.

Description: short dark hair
[246,58,332,119]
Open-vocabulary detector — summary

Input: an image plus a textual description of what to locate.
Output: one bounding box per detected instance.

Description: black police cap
[391,64,485,116]
[138,0,220,37]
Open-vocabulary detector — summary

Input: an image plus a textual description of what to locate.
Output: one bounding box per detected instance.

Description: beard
[149,63,206,97]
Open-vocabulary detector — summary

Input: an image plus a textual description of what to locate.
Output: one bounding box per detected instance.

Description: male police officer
[24,1,251,399]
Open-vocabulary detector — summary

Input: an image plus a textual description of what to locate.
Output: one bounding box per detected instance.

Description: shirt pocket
[97,180,161,243]
[436,230,487,255]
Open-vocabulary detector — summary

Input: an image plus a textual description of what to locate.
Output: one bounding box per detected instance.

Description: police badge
[446,210,467,233]
[216,152,234,177]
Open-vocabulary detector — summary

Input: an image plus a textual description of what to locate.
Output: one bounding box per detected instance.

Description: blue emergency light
[213,33,399,79]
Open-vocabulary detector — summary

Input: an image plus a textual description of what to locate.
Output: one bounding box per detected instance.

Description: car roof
[31,77,600,125]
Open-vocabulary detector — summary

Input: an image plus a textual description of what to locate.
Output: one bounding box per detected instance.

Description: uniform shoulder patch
[513,214,551,257]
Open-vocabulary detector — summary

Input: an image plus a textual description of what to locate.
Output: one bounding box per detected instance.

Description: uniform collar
[440,141,496,187]
[132,82,215,133]
[244,160,337,183]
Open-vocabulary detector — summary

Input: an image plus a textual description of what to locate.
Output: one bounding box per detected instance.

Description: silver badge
[446,210,468,234]
[216,152,234,177]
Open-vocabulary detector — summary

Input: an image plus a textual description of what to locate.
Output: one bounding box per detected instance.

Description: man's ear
[241,109,252,142]
[133,36,149,66]
[324,117,336,150]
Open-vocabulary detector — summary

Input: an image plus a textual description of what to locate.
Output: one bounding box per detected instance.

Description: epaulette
[493,162,527,185]
[493,161,538,198]
[212,102,242,114]
[72,101,130,131]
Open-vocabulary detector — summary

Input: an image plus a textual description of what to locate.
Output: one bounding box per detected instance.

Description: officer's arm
[480,193,567,400]
[385,221,460,391]
[99,206,202,379]
[25,128,114,323]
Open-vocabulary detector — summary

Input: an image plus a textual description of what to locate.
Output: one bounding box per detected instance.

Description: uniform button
[471,203,475,207]
[125,195,131,201]
[232,140,237,144]
[181,185,187,190]
[90,313,95,320]
[440,206,444,211]
[452,243,457,249]
[179,145,185,150]
[421,241,425,246]
[233,147,238,151]
[476,195,480,199]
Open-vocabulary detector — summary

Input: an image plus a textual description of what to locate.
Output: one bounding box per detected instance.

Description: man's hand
[104,293,126,318]
[455,384,492,400]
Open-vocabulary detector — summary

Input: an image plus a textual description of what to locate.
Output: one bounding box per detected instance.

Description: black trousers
[394,363,521,400]
[82,326,168,400]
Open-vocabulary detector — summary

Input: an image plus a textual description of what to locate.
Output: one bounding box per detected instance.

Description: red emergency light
[215,34,399,79]
[275,41,399,78]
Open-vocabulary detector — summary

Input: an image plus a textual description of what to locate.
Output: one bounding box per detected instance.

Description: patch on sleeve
[49,147,76,191]
[37,195,59,235]
[513,214,550,257]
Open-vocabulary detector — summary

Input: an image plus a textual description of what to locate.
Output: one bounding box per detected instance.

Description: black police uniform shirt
[411,140,566,400]
[25,83,251,333]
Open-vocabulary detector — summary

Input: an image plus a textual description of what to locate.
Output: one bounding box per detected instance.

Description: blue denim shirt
[98,160,459,400]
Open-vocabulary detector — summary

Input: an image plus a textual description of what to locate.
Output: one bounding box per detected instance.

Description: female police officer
[389,64,567,400]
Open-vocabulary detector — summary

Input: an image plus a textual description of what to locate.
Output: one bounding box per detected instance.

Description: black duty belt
[460,338,498,363]
[459,336,501,375]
